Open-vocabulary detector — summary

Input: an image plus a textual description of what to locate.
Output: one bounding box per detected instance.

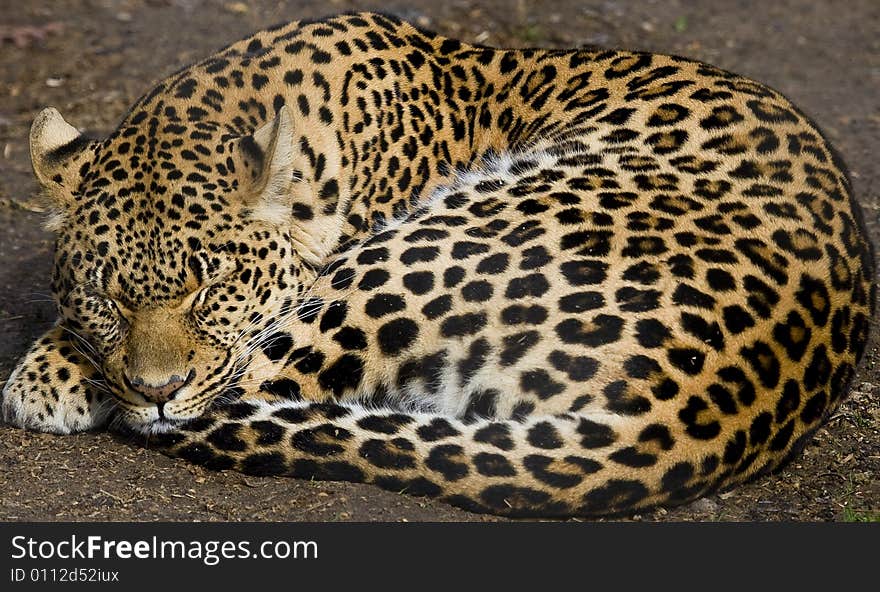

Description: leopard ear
[30,107,92,194]
[236,106,345,266]
[237,106,297,226]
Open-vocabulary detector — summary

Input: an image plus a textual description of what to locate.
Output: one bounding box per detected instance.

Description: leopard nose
[126,370,194,403]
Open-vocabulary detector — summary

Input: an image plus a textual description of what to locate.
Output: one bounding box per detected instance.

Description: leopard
[1,12,874,517]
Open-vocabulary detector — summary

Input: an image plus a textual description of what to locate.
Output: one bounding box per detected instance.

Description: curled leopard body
[2,12,874,517]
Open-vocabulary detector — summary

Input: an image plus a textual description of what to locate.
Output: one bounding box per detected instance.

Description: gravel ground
[0,0,877,521]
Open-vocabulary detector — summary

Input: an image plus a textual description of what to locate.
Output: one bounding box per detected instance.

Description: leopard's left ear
[235,106,346,266]
[30,107,95,198]
[236,105,297,226]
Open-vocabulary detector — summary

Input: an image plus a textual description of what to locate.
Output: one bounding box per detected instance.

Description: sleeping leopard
[1,12,874,517]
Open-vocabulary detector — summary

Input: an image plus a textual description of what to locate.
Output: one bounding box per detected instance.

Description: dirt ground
[0,0,877,522]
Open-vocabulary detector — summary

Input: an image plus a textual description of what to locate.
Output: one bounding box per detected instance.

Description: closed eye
[61,285,131,338]
[184,254,235,311]
[193,284,219,309]
[108,297,131,322]
[86,289,131,323]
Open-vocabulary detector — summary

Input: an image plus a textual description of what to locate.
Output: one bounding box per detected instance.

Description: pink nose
[126,371,192,403]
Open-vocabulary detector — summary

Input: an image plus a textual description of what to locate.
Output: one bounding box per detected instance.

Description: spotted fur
[2,12,875,517]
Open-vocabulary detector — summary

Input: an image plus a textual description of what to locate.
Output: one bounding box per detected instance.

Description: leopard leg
[2,323,111,434]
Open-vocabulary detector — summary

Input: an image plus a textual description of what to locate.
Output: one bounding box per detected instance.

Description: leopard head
[29,105,334,432]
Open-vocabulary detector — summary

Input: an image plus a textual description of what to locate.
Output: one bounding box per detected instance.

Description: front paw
[2,327,111,434]
[2,368,108,434]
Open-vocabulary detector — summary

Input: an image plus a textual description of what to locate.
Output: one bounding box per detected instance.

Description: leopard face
[37,108,312,430]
